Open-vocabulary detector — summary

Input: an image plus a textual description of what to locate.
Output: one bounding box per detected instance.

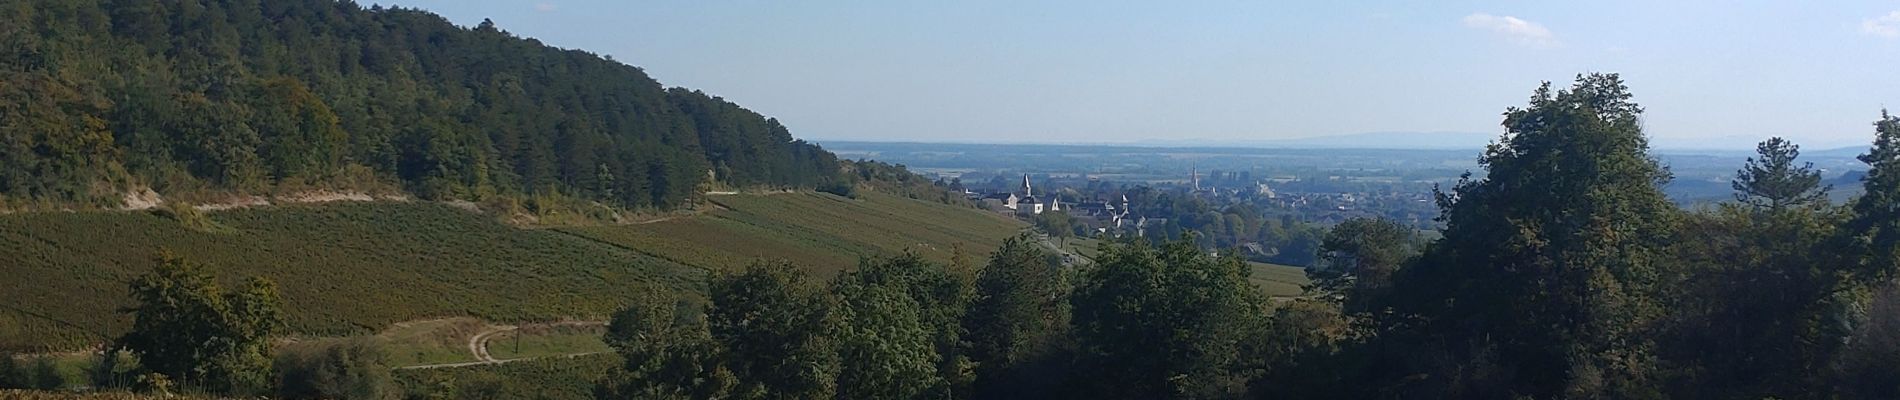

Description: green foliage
[595,293,729,400]
[1251,299,1352,399]
[274,337,398,400]
[117,252,284,395]
[844,160,973,205]
[1657,138,1846,398]
[1068,237,1267,399]
[0,0,841,209]
[1833,283,1900,398]
[962,234,1071,399]
[1391,74,1676,398]
[1733,137,1830,210]
[831,254,973,399]
[0,202,700,352]
[1034,211,1075,242]
[1311,217,1416,312]
[1844,111,1900,283]
[0,355,66,390]
[831,271,944,399]
[708,262,839,400]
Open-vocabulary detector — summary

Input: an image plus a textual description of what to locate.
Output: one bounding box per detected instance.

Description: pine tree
[1733,137,1830,211]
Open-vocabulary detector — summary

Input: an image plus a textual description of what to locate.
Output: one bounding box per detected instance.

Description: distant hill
[0,1,841,210]
[1255,131,1498,149]
[1808,146,1874,158]
[1126,131,1495,150]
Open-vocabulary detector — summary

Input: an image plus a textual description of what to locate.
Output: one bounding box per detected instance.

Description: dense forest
[0,0,842,210]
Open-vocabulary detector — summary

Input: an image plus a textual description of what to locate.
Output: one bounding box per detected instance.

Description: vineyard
[0,192,1023,352]
[0,202,701,352]
[562,192,1026,276]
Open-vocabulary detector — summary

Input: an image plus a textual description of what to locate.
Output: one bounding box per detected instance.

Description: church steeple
[1022,174,1033,196]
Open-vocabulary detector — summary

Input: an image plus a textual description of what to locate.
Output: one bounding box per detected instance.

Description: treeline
[601,74,1900,400]
[0,0,840,209]
[594,234,1277,399]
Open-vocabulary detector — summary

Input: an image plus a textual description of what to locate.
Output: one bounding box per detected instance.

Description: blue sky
[395,0,1900,149]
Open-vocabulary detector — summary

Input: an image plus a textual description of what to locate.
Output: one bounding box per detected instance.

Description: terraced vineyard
[561,192,1026,276]
[0,202,702,352]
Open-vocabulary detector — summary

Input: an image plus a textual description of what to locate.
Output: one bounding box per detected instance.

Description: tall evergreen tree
[1845,111,1900,283]
[1733,137,1829,211]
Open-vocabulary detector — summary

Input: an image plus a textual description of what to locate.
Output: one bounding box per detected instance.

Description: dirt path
[399,321,608,370]
[468,325,517,363]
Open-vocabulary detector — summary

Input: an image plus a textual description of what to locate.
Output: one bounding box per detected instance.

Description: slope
[0,202,701,352]
[560,192,1027,276]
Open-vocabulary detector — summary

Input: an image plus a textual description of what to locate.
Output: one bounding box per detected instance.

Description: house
[1017,196,1045,215]
[981,193,1019,210]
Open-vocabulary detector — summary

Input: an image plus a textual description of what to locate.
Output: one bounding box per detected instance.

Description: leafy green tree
[1035,211,1074,244]
[1069,237,1266,399]
[1311,217,1415,313]
[1733,137,1830,211]
[1250,298,1353,399]
[595,292,731,400]
[836,254,980,398]
[275,338,398,400]
[962,235,1069,399]
[707,262,838,400]
[1658,137,1843,398]
[831,269,943,399]
[119,251,284,395]
[1390,74,1675,399]
[1832,283,1900,398]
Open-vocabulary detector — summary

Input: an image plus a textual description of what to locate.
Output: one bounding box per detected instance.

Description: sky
[394,0,1900,150]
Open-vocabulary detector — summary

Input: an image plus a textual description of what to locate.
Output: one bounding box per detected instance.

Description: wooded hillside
[0,0,841,209]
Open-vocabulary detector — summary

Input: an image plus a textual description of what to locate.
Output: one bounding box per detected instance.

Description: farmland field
[561,192,1026,276]
[0,202,701,352]
[1248,261,1311,298]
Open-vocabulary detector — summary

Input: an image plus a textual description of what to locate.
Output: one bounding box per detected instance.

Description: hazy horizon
[399,1,1899,150]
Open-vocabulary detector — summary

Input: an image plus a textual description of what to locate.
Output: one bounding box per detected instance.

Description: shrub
[276,337,397,400]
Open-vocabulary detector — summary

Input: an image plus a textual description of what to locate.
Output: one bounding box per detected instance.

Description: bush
[817,183,858,199]
[276,338,397,400]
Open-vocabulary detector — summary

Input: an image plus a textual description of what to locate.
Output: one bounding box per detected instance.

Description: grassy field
[1248,262,1311,298]
[375,318,490,367]
[0,202,702,352]
[487,324,610,361]
[561,192,1026,276]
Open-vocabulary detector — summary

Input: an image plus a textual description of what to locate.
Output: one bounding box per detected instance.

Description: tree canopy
[0,0,841,209]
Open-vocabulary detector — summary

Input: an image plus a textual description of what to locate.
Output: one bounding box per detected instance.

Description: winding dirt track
[397,321,606,370]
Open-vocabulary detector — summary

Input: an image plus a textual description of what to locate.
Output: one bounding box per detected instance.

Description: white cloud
[1864,11,1900,38]
[1462,13,1558,48]
[534,3,557,12]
